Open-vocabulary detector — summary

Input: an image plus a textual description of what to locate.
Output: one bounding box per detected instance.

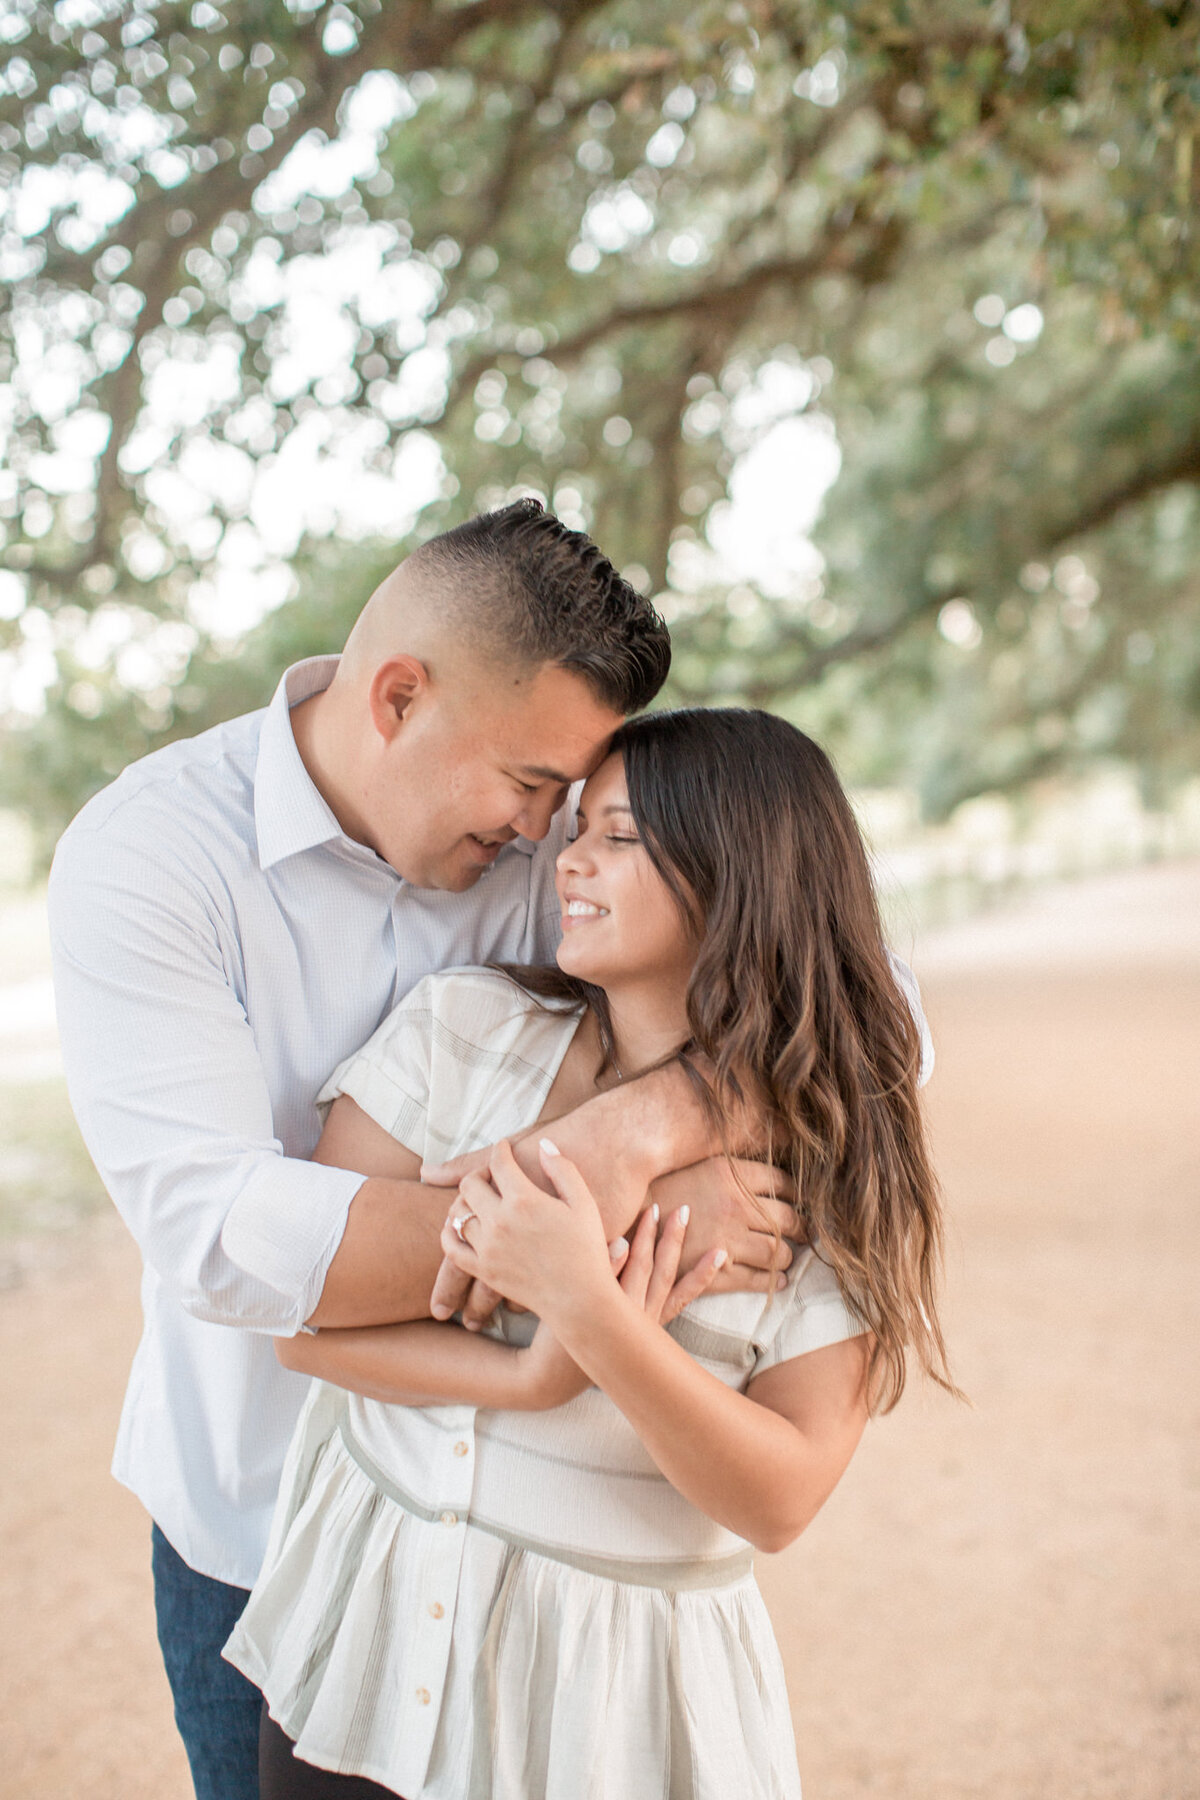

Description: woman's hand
[616,1194,729,1325]
[518,1207,728,1407]
[440,1138,614,1323]
[443,1138,730,1339]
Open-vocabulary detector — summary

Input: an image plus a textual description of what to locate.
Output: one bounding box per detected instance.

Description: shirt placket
[396,1407,478,1791]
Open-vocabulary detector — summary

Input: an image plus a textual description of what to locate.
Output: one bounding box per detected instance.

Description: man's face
[362,661,624,892]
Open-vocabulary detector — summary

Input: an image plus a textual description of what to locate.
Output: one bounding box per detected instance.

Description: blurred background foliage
[1,0,1199,859]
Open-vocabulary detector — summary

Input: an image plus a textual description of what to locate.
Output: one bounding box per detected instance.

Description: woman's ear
[367,654,429,742]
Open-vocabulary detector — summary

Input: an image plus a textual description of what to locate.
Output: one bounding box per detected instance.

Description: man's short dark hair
[414,499,671,716]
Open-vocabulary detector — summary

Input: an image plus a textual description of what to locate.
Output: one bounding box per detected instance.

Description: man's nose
[513,785,569,842]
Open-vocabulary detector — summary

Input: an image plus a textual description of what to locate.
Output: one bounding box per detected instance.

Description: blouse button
[428,1601,445,1620]
[453,1441,470,1456]
[440,1510,458,1527]
[416,1687,431,1706]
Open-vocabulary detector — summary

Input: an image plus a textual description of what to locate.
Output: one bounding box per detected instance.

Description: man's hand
[649,1157,800,1293]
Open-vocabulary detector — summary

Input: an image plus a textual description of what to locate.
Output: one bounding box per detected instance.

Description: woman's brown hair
[504,706,955,1413]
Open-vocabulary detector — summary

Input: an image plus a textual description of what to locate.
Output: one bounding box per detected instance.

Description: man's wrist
[604,1061,714,1183]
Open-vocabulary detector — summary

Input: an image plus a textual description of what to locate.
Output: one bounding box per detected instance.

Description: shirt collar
[254,657,350,871]
[254,654,540,870]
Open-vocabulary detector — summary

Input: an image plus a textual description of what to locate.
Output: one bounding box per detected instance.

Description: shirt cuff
[221,1156,367,1331]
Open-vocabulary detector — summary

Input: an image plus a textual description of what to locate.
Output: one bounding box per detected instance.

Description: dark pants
[151,1524,263,1800]
[259,1712,400,1799]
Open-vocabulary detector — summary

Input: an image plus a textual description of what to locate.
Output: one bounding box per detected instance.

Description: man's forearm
[506,1061,718,1236]
[306,1177,452,1328]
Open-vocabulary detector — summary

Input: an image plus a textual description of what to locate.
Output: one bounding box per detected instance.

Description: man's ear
[367,655,429,742]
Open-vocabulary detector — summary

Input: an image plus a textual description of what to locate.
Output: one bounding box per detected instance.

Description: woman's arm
[281,1222,721,1411]
[276,1316,583,1411]
[443,1141,870,1552]
[546,1286,868,1551]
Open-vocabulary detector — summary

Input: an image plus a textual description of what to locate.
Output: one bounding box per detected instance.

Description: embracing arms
[288,1138,868,1553]
[310,1062,796,1327]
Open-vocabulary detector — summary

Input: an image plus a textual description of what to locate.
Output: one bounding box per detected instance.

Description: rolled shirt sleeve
[49,822,365,1337]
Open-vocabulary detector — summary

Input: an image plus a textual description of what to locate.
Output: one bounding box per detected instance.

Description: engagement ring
[451,1210,477,1244]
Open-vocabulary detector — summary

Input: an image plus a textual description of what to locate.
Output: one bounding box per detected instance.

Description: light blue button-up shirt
[48,657,565,1586]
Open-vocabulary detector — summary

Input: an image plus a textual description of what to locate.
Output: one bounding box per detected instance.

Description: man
[49,501,805,1800]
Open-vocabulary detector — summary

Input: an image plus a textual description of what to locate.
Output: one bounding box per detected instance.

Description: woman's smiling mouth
[561,896,610,927]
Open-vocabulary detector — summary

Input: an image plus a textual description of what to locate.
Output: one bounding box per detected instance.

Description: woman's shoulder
[408,966,584,1083]
[674,1245,865,1376]
[414,965,579,1029]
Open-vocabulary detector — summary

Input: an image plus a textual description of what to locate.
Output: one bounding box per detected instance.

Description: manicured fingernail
[431,1304,451,1319]
[651,1203,660,1224]
[610,1237,629,1259]
[776,1272,788,1289]
[539,1137,560,1156]
[678,1205,690,1226]
[713,1249,728,1269]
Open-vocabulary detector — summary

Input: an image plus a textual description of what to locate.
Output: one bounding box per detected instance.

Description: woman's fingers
[644,1206,688,1319]
[479,1139,531,1202]
[661,1247,728,1325]
[617,1205,658,1306]
[536,1137,600,1211]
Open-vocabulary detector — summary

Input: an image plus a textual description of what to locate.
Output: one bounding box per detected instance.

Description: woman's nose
[556,834,592,875]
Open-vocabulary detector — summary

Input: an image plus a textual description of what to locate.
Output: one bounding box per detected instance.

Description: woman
[224,707,953,1800]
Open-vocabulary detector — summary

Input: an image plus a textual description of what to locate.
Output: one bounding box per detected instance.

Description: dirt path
[3,863,1198,1799]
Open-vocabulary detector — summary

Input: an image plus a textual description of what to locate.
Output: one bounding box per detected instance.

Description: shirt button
[428,1601,445,1619]
[416,1687,431,1706]
[453,1441,470,1457]
[440,1511,458,1527]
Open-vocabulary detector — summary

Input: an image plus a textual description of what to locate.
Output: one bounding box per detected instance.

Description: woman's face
[554,753,698,993]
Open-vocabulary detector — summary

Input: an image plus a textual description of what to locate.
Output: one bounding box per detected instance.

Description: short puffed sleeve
[749,1246,867,1380]
[316,974,438,1159]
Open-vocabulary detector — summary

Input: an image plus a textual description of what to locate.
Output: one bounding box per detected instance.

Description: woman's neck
[602,980,691,1080]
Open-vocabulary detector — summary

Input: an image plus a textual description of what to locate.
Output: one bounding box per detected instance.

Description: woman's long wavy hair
[504,706,955,1413]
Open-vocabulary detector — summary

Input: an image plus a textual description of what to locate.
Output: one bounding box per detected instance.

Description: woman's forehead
[578,752,631,812]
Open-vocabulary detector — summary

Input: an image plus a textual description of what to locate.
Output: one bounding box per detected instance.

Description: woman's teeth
[567,901,608,917]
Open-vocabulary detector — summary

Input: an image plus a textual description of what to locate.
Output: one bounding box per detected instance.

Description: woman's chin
[555,941,607,984]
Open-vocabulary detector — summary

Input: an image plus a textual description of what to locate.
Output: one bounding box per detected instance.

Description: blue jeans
[151,1524,263,1800]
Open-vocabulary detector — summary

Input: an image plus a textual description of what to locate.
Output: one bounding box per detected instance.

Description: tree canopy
[2,0,1198,850]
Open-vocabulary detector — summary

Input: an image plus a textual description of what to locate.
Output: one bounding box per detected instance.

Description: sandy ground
[1,860,1198,1800]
